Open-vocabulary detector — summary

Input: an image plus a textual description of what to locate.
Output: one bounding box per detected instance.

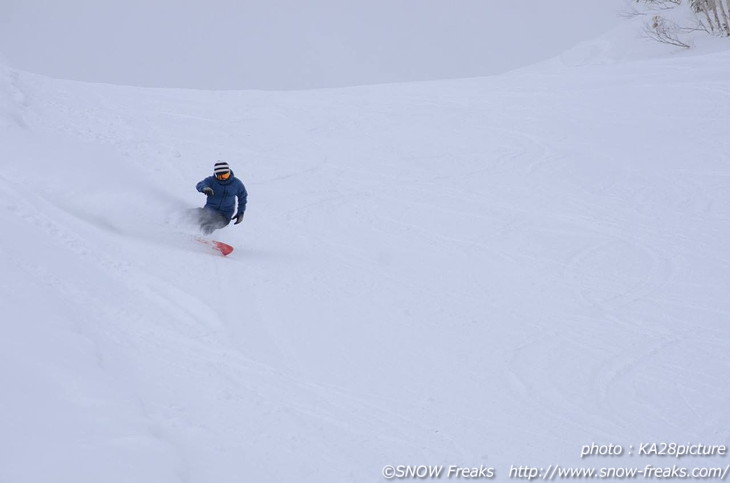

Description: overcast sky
[0,0,625,90]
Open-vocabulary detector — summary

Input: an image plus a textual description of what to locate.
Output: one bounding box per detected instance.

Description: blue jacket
[196,171,248,218]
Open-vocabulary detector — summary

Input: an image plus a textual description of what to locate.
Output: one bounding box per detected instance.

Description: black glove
[202,187,214,197]
[233,212,244,225]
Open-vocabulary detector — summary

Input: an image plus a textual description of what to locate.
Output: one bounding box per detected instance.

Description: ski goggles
[216,171,231,180]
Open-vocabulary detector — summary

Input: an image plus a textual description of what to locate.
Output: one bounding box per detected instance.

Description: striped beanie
[214,161,230,175]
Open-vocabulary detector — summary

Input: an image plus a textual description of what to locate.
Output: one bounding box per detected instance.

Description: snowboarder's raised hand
[233,212,244,225]
[202,187,214,197]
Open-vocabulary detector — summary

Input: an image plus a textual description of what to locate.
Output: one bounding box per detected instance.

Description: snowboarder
[195,161,248,235]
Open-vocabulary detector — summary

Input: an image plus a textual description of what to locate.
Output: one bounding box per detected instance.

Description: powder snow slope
[1,46,729,481]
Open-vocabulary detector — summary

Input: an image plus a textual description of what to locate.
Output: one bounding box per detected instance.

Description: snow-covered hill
[1,43,729,482]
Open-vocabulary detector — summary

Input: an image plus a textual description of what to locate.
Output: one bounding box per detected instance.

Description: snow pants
[196,207,231,235]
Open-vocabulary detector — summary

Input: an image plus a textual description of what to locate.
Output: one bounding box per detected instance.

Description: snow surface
[557,5,730,67]
[1,37,730,483]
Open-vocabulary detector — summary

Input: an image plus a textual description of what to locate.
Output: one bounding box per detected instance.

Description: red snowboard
[196,237,234,256]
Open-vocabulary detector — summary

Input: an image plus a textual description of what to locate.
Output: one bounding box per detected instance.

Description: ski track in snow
[1,49,730,481]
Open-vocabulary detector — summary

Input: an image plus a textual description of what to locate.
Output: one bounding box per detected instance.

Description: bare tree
[636,0,682,8]
[690,0,718,32]
[635,0,730,47]
[644,14,692,47]
[715,0,730,34]
[709,0,726,33]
